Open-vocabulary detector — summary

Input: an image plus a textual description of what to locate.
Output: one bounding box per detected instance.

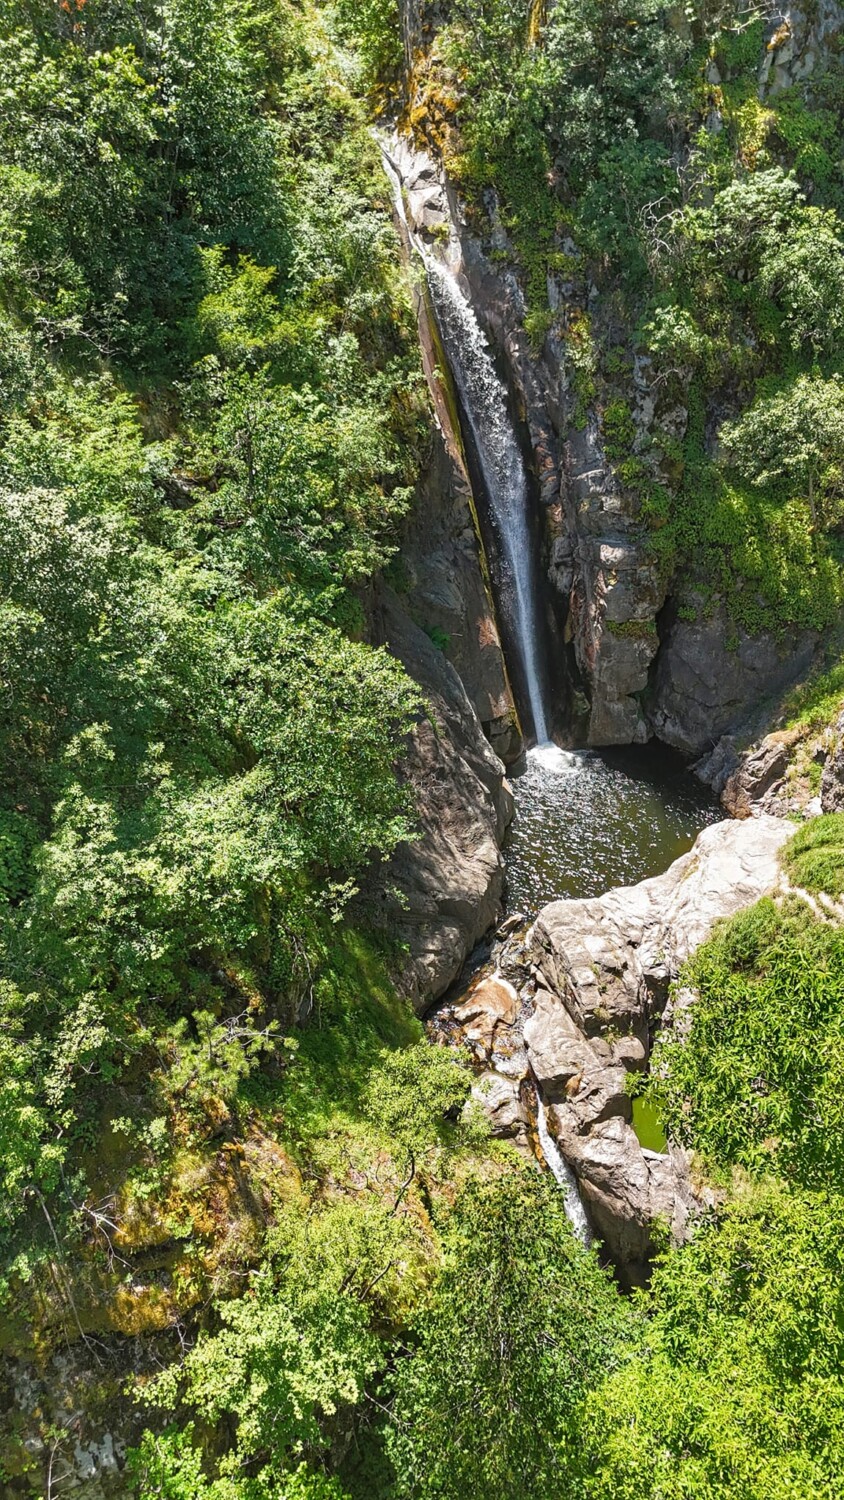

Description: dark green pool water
[632,1096,668,1154]
[503,743,720,917]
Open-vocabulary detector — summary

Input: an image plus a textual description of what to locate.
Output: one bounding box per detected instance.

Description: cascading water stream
[534,1085,592,1245]
[380,145,553,748]
[383,144,597,1225]
[380,149,411,239]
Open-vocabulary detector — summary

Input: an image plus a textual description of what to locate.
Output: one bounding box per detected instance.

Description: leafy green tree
[542,0,684,193]
[0,3,288,369]
[145,1281,379,1483]
[646,894,844,1188]
[387,1171,631,1500]
[442,0,685,288]
[130,1425,351,1499]
[333,0,402,88]
[133,1191,438,1495]
[722,374,844,531]
[759,207,844,355]
[694,168,801,270]
[587,869,844,1499]
[365,1041,475,1205]
[584,1181,844,1500]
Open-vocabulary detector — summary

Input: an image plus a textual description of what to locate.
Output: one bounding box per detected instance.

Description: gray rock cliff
[650,599,817,758]
[366,588,513,1012]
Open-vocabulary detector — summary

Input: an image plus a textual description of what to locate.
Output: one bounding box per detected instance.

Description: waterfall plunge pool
[504,742,720,918]
[504,743,708,1183]
[428,742,716,1234]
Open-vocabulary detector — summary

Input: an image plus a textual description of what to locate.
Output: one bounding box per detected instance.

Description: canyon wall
[391,0,844,755]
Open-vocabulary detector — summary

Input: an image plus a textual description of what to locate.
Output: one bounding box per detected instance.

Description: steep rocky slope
[366,587,513,1010]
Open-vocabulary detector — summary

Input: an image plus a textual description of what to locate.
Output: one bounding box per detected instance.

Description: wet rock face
[399,417,520,762]
[695,700,844,821]
[563,423,665,746]
[448,224,669,750]
[429,963,534,1150]
[384,141,521,762]
[388,132,815,754]
[367,589,514,1013]
[454,972,520,1037]
[524,816,791,1274]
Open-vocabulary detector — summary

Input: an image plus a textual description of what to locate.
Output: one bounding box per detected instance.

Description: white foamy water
[528,741,582,773]
[422,257,550,744]
[535,1090,592,1244]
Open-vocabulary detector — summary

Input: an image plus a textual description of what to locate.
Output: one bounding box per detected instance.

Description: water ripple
[505,744,720,916]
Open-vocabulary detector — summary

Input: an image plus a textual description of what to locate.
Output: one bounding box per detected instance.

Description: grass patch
[781,651,844,732]
[782,813,844,898]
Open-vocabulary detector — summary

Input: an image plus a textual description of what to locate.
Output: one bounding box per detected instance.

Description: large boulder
[530,815,791,1012]
[524,816,792,1274]
[718,732,800,817]
[366,589,514,1012]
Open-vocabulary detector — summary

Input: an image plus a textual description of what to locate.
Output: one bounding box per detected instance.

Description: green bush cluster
[0,0,430,1350]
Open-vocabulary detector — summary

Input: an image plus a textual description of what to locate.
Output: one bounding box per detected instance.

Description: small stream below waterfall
[534,1088,593,1244]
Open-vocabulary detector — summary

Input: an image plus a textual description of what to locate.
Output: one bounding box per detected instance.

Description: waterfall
[534,1090,592,1244]
[380,149,411,239]
[421,258,551,746]
[379,144,554,748]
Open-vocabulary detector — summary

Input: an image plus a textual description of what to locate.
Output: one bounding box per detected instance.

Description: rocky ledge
[436,816,792,1280]
[697,708,844,820]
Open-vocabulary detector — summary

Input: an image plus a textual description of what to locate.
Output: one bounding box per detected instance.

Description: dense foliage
[387,1173,630,1500]
[597,825,844,1499]
[0,6,447,1489]
[648,884,844,1186]
[0,0,431,1237]
[584,1181,844,1499]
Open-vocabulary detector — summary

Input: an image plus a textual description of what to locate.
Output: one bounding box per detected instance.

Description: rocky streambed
[429,754,792,1282]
